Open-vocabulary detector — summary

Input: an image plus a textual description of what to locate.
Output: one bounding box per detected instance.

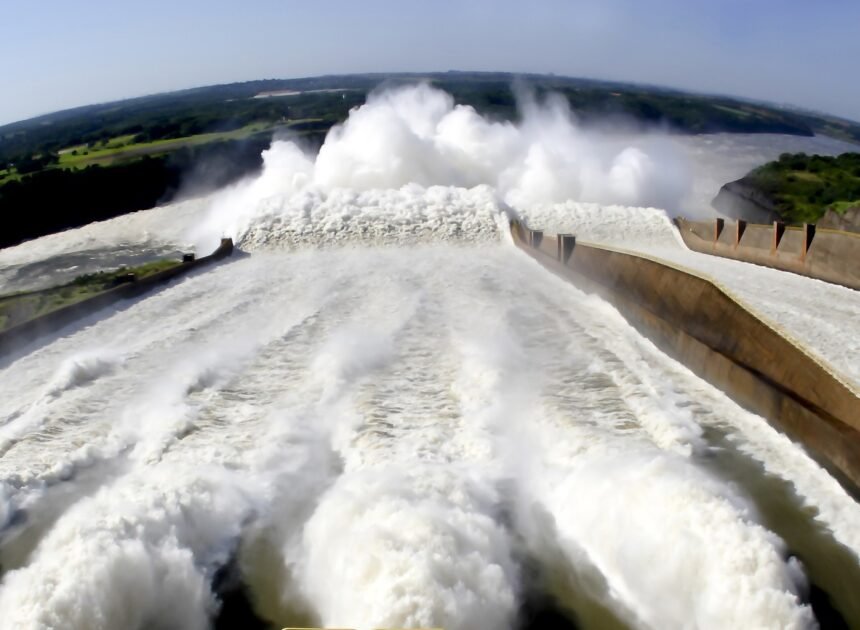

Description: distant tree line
[6,73,859,172]
[0,88,365,167]
[433,79,818,135]
[0,138,276,249]
[14,152,59,174]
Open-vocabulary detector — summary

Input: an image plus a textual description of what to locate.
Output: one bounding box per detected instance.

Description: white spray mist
[192,83,691,251]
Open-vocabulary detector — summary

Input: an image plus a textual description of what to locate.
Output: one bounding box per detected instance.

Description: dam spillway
[511,220,860,491]
[0,233,858,629]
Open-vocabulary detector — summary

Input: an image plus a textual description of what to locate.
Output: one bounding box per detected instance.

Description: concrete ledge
[676,217,860,290]
[511,220,860,494]
[0,238,234,357]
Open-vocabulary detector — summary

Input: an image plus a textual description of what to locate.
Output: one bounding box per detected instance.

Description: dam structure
[510,220,860,492]
[0,85,859,629]
[675,217,860,290]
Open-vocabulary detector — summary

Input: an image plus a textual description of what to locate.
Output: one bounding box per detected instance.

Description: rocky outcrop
[711,179,779,223]
[818,207,860,233]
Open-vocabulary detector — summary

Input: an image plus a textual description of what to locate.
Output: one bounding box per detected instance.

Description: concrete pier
[676,217,860,290]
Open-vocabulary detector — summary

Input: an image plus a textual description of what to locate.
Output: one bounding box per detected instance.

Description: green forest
[742,152,860,223]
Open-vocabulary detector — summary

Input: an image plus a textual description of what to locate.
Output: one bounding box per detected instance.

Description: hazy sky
[3,0,859,126]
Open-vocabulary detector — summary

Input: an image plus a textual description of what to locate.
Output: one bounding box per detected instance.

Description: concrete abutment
[511,220,860,494]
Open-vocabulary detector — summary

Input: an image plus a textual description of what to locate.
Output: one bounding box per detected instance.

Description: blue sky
[2,0,859,126]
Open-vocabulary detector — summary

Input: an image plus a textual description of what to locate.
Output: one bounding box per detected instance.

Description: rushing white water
[3,245,850,630]
[0,84,858,630]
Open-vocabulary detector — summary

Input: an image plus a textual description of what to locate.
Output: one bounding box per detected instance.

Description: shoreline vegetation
[2,72,860,249]
[713,152,860,226]
[0,259,181,332]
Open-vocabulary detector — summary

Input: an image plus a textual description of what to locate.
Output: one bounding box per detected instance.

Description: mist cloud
[195,83,690,250]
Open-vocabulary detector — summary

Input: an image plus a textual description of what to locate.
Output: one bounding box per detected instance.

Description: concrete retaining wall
[0,238,234,357]
[676,217,860,290]
[511,221,860,494]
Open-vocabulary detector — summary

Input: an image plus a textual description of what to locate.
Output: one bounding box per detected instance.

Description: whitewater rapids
[0,237,858,629]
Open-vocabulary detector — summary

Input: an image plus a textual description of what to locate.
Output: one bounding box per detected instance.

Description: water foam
[298,466,518,630]
[192,83,689,251]
[236,184,508,251]
[443,276,815,629]
[0,350,123,455]
[518,200,685,249]
[0,465,255,630]
[44,350,123,397]
[533,446,813,629]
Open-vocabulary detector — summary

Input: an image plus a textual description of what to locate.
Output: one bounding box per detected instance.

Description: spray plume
[194,83,690,251]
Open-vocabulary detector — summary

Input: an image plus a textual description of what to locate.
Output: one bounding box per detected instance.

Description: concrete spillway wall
[0,238,234,357]
[676,217,860,290]
[511,221,860,493]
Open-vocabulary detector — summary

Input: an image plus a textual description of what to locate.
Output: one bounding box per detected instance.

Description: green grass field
[712,104,753,119]
[0,117,330,187]
[57,123,276,168]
